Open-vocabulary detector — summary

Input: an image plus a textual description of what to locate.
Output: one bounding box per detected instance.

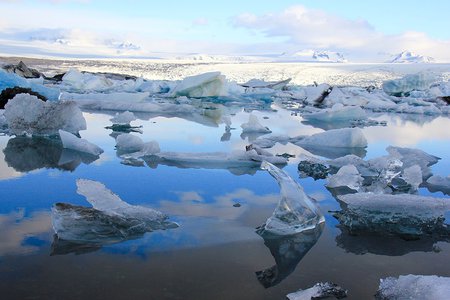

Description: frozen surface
[59,130,103,156]
[4,94,86,135]
[376,275,450,300]
[0,69,60,100]
[287,282,347,300]
[336,193,450,237]
[259,161,324,235]
[52,179,177,242]
[171,71,227,97]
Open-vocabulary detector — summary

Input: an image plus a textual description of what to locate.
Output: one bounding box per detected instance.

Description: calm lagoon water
[0,102,449,299]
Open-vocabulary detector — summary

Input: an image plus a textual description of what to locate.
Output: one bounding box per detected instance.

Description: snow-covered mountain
[277,50,348,63]
[390,51,435,63]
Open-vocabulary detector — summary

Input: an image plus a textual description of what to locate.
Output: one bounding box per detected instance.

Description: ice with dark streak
[259,161,324,235]
[52,179,178,243]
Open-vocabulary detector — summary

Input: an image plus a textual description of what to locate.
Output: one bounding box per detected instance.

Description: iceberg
[327,164,363,191]
[240,114,272,134]
[241,78,291,90]
[302,104,367,123]
[287,282,347,300]
[386,146,440,178]
[256,224,323,288]
[426,175,450,195]
[170,72,227,97]
[59,130,103,156]
[110,111,137,125]
[4,94,86,136]
[335,193,450,238]
[302,83,332,105]
[295,128,367,148]
[115,133,160,157]
[259,161,324,235]
[52,179,178,243]
[376,275,450,300]
[382,73,436,96]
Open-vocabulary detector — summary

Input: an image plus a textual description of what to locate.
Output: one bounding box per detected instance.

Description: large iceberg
[287,282,347,300]
[258,161,324,235]
[170,72,227,97]
[52,179,178,243]
[335,193,450,238]
[376,275,450,300]
[0,69,60,101]
[4,94,86,136]
[59,130,103,156]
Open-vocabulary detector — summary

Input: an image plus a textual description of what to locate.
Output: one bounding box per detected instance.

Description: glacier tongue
[259,161,324,235]
[376,275,450,300]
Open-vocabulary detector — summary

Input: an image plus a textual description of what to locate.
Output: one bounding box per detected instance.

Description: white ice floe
[110,111,137,125]
[59,130,103,156]
[302,83,332,105]
[376,275,450,300]
[287,282,347,300]
[4,93,86,136]
[241,114,272,134]
[302,103,367,122]
[259,161,324,235]
[336,193,450,237]
[382,73,436,96]
[295,128,367,148]
[171,71,227,97]
[52,179,177,242]
[327,164,363,191]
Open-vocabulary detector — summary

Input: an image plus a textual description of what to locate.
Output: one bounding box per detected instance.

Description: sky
[0,0,449,62]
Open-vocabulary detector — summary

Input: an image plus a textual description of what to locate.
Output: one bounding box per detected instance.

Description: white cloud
[233,5,450,62]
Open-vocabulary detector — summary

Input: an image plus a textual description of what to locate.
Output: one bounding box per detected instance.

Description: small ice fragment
[171,71,227,97]
[336,193,450,237]
[327,165,363,191]
[259,161,324,235]
[241,114,272,134]
[59,130,103,156]
[296,128,367,148]
[287,282,347,300]
[376,275,450,300]
[4,93,86,136]
[110,111,137,125]
[426,175,450,195]
[115,133,145,152]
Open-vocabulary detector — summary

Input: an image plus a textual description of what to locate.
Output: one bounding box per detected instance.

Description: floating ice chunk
[4,94,86,135]
[336,193,450,237]
[116,133,144,152]
[241,78,291,90]
[382,73,436,96]
[376,275,450,300]
[256,225,323,288]
[426,175,450,195]
[295,128,368,148]
[110,111,137,125]
[327,165,363,191]
[253,134,290,148]
[58,130,103,156]
[287,282,347,300]
[387,146,440,178]
[400,165,423,191]
[62,69,114,92]
[241,114,272,134]
[298,154,330,180]
[171,72,227,97]
[259,161,324,235]
[302,104,367,122]
[302,84,332,105]
[52,179,177,242]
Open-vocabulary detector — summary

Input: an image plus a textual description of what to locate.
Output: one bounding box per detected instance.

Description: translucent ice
[52,179,177,242]
[4,94,86,136]
[110,111,137,125]
[376,275,450,300]
[171,72,227,97]
[59,130,103,156]
[302,104,367,123]
[287,282,347,300]
[241,114,272,134]
[259,161,324,235]
[400,165,423,191]
[336,193,450,237]
[327,164,363,191]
